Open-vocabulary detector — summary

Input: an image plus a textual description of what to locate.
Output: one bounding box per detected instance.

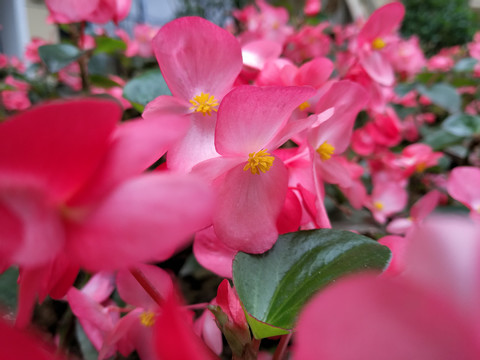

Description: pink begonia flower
[2,76,31,111]
[468,32,480,59]
[283,24,331,64]
[355,2,405,86]
[0,316,64,360]
[0,54,8,69]
[67,272,118,354]
[386,36,426,80]
[294,216,480,360]
[367,181,408,224]
[387,190,441,235]
[308,81,368,189]
[194,85,315,253]
[427,54,454,72]
[154,290,218,360]
[394,143,443,177]
[133,24,159,58]
[24,38,49,64]
[448,167,480,220]
[0,99,213,328]
[234,0,293,45]
[99,264,173,360]
[304,0,321,16]
[143,16,242,173]
[46,0,131,24]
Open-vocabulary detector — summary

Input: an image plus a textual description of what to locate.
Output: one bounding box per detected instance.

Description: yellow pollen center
[299,101,310,111]
[372,37,386,50]
[189,92,219,116]
[316,141,335,161]
[139,311,156,327]
[374,201,384,210]
[243,149,275,175]
[415,162,427,173]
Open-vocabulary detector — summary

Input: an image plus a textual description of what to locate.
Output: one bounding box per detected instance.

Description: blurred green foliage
[401,0,479,56]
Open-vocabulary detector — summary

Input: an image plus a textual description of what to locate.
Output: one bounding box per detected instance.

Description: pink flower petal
[69,173,213,271]
[193,226,237,278]
[46,0,99,23]
[70,115,190,206]
[359,51,395,86]
[295,58,333,88]
[448,167,480,213]
[215,86,315,156]
[0,99,121,203]
[294,273,480,360]
[154,291,217,360]
[242,40,282,70]
[153,16,242,101]
[357,2,405,45]
[167,113,219,173]
[213,160,288,253]
[116,264,172,309]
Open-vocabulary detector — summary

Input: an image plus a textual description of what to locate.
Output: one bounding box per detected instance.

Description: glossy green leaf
[232,229,391,339]
[38,44,85,73]
[395,83,416,97]
[442,113,480,136]
[94,36,126,54]
[123,69,171,107]
[417,83,461,113]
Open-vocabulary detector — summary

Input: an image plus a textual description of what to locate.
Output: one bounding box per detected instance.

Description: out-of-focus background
[1,0,480,60]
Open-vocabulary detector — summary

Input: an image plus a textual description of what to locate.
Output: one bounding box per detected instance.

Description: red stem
[272,333,292,360]
[130,267,164,306]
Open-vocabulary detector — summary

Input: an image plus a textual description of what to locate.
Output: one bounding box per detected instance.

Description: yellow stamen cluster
[372,37,386,50]
[316,141,335,161]
[374,201,384,210]
[244,149,275,175]
[415,162,427,173]
[189,92,219,116]
[299,101,311,111]
[139,311,156,327]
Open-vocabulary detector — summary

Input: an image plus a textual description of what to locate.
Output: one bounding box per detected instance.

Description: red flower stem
[130,267,164,306]
[272,333,292,360]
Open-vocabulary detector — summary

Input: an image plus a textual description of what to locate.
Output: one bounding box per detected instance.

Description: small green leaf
[38,44,85,73]
[89,74,121,88]
[453,58,478,72]
[232,229,391,339]
[94,36,126,54]
[417,83,461,113]
[442,113,480,136]
[123,69,171,107]
[0,267,18,311]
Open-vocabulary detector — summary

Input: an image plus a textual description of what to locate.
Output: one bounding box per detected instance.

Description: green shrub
[401,0,479,56]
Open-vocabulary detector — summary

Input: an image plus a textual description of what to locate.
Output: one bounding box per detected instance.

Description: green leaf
[0,267,18,311]
[94,36,126,54]
[453,58,478,72]
[422,127,463,150]
[123,69,171,107]
[38,44,85,73]
[75,320,99,360]
[442,113,480,137]
[232,229,391,339]
[395,83,416,97]
[416,83,461,113]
